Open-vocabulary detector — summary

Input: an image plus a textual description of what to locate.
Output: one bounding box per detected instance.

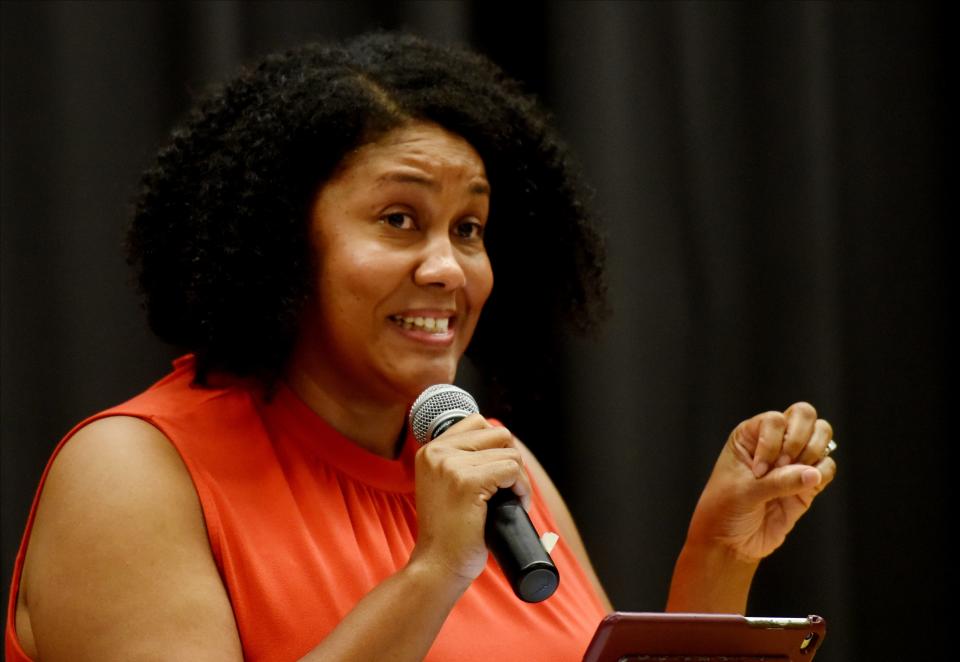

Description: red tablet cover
[582,612,826,662]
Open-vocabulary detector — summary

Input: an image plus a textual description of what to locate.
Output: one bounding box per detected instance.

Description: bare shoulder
[40,415,194,503]
[512,436,613,611]
[18,416,242,661]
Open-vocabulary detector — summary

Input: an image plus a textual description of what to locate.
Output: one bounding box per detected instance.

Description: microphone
[409,384,560,603]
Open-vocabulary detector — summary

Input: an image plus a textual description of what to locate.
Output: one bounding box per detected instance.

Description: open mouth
[389,315,452,334]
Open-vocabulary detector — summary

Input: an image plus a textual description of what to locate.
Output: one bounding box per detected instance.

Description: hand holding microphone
[409,385,559,603]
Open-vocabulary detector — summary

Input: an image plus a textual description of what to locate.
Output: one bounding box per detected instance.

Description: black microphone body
[483,490,560,603]
[410,385,560,603]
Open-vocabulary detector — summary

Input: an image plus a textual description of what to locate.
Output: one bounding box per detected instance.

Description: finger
[460,447,526,471]
[435,412,493,436]
[454,448,532,508]
[418,432,516,474]
[430,423,515,452]
[419,442,529,501]
[752,453,839,502]
[487,457,533,510]
[813,455,837,491]
[778,402,817,466]
[748,411,787,477]
[462,457,530,505]
[747,463,823,501]
[797,419,834,466]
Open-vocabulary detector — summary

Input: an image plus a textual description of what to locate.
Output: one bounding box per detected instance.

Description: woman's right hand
[409,414,531,587]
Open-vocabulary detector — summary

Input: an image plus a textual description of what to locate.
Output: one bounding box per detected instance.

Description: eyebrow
[376,172,490,196]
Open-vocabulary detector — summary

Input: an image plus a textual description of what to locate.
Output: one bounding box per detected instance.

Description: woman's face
[295,122,493,405]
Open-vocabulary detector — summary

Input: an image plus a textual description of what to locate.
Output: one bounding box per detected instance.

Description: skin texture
[667,403,837,612]
[285,123,494,457]
[126,34,609,392]
[15,123,836,660]
[17,416,245,661]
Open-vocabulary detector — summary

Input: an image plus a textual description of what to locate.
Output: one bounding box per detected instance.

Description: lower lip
[389,319,456,346]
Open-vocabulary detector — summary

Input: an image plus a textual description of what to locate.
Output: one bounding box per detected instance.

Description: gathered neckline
[257,379,418,493]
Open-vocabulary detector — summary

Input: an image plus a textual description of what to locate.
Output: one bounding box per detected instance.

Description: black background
[2,2,947,660]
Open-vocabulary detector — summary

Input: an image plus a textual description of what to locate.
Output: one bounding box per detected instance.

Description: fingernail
[776,454,791,467]
[802,469,822,487]
[753,461,769,477]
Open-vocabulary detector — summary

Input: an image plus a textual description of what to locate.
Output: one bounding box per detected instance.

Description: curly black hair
[127,32,606,416]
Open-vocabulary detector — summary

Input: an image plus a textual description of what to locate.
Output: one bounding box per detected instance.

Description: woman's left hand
[685,402,838,562]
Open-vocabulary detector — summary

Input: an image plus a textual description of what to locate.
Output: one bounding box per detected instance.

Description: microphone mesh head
[409,384,479,445]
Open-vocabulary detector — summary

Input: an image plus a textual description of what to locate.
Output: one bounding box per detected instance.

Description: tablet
[582,612,827,661]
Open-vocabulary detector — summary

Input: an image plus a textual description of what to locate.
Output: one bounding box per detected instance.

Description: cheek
[322,245,395,300]
[470,256,494,309]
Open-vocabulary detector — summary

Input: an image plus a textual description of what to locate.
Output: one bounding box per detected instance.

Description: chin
[397,366,459,401]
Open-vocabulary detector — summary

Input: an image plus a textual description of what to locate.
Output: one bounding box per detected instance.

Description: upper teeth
[393,316,450,332]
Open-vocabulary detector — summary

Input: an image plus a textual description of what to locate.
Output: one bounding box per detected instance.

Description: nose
[413,236,467,290]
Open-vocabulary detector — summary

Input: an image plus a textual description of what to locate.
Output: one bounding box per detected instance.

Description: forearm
[299,557,468,662]
[665,543,759,614]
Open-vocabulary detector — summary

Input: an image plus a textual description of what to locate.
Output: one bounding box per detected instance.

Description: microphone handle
[484,489,560,603]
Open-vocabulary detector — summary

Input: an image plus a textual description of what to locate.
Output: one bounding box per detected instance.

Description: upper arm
[18,416,243,662]
[514,439,613,612]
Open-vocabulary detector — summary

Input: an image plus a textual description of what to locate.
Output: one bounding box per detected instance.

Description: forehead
[335,122,489,183]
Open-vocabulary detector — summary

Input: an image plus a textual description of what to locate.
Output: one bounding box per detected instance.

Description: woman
[6,33,837,661]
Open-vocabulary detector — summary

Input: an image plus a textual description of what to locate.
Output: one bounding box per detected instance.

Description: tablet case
[582,612,826,662]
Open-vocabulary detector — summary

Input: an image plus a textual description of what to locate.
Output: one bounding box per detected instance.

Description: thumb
[749,464,821,500]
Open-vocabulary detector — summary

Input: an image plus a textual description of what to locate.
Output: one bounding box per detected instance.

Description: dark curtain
[1,2,946,661]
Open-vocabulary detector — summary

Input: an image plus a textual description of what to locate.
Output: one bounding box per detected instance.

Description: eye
[380,211,416,230]
[453,218,484,241]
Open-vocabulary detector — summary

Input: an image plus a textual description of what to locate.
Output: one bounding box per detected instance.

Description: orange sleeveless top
[6,356,606,661]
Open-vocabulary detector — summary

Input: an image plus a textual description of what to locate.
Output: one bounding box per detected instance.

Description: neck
[283,363,410,459]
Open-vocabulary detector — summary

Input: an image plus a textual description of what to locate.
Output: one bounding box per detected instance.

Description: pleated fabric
[6,356,606,661]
